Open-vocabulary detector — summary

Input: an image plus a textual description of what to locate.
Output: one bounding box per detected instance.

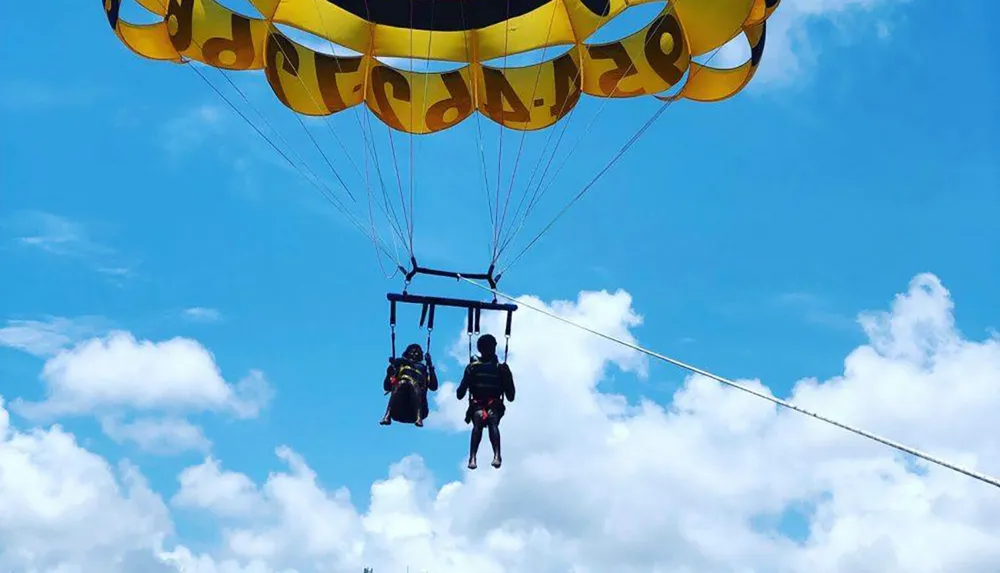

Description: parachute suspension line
[165,20,398,266]
[386,119,413,256]
[498,38,727,276]
[411,0,440,263]
[502,97,672,275]
[497,75,582,257]
[495,0,689,261]
[355,0,415,261]
[492,2,515,263]
[459,276,1000,491]
[256,19,371,206]
[247,24,410,274]
[363,111,398,279]
[363,107,411,258]
[408,0,416,260]
[308,0,411,261]
[491,3,561,266]
[167,39,402,277]
[460,2,500,259]
[184,62,399,265]
[231,26,409,276]
[163,0,405,276]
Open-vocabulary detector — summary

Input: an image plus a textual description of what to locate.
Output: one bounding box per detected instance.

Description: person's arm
[425,355,438,391]
[383,360,397,393]
[456,365,471,400]
[501,363,515,402]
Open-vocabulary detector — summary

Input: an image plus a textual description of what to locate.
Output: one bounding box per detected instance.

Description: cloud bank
[1,272,999,572]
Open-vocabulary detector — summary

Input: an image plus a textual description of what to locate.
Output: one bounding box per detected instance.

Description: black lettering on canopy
[321,0,610,31]
[750,23,766,66]
[104,0,121,29]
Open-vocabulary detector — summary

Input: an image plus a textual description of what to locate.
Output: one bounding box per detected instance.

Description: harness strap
[389,300,397,358]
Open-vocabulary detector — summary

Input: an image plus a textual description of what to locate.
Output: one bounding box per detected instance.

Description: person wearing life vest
[456,334,515,469]
[380,343,438,427]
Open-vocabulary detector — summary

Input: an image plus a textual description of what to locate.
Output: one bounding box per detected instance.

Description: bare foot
[491,456,502,469]
[468,458,477,470]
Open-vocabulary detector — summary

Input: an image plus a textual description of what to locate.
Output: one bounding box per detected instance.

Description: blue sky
[2,1,999,569]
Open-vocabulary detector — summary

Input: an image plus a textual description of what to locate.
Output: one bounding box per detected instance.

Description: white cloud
[0,316,102,357]
[172,456,263,518]
[12,331,272,421]
[101,416,212,455]
[2,272,999,572]
[712,0,911,87]
[1,211,136,279]
[0,397,174,572]
[183,307,224,323]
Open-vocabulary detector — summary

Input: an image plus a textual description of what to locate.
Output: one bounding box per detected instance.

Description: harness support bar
[387,292,518,313]
[402,257,501,291]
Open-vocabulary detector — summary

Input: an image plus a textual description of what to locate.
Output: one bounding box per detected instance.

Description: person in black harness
[456,334,515,469]
[380,343,438,427]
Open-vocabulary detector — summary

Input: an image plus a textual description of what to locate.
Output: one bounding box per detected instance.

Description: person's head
[403,343,424,362]
[476,334,497,358]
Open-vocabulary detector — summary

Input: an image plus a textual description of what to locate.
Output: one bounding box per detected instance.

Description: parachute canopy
[104,0,780,134]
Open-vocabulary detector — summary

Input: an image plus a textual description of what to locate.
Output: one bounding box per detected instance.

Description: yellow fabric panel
[366,64,477,134]
[372,29,472,64]
[663,20,766,103]
[476,50,583,131]
[246,0,621,63]
[746,0,768,26]
[471,3,576,63]
[103,0,781,133]
[165,0,269,70]
[266,0,374,58]
[673,0,754,56]
[561,0,630,43]
[580,6,690,98]
[263,29,369,116]
[248,0,280,19]
[115,20,182,62]
[136,0,167,16]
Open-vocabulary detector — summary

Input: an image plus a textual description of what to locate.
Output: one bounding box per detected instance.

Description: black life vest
[466,358,503,403]
[395,359,428,388]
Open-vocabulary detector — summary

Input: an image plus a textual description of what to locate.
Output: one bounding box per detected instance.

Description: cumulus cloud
[158,273,1000,573]
[0,398,173,572]
[2,272,999,572]
[713,0,911,87]
[13,331,272,421]
[101,416,212,455]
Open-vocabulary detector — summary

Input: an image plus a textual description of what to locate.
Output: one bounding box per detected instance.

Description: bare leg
[488,418,502,468]
[468,414,485,469]
[414,386,426,427]
[379,388,397,425]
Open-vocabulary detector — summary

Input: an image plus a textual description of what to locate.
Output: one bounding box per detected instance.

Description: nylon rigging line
[495,0,695,263]
[307,0,412,255]
[157,30,403,272]
[186,62,398,267]
[456,275,1000,491]
[144,0,407,275]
